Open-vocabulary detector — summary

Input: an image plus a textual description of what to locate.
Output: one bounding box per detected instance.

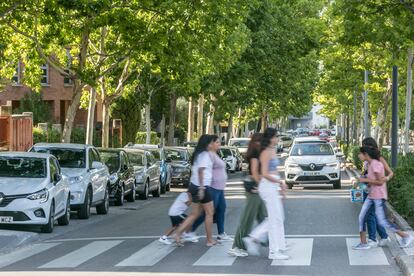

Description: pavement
[0,155,406,276]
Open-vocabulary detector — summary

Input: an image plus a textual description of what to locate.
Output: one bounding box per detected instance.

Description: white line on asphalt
[46,234,360,243]
[0,243,60,268]
[193,244,236,266]
[116,240,176,266]
[346,238,389,266]
[39,240,122,269]
[271,238,313,266]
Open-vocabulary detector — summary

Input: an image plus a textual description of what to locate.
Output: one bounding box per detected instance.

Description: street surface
[0,156,403,276]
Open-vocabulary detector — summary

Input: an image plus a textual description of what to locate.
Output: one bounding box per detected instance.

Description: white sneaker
[269,251,290,260]
[401,235,414,248]
[227,247,248,257]
[352,243,371,250]
[182,232,199,242]
[378,237,391,247]
[218,232,234,241]
[368,239,378,248]
[159,236,172,245]
[243,237,260,256]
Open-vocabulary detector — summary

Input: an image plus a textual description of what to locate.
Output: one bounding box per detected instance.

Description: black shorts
[188,183,213,204]
[170,214,187,227]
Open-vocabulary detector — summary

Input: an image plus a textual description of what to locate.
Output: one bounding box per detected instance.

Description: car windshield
[127,152,144,166]
[165,149,187,161]
[0,157,47,178]
[32,147,86,168]
[229,140,249,148]
[220,148,232,157]
[100,152,120,173]
[291,143,334,156]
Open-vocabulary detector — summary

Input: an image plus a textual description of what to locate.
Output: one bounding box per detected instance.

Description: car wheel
[41,202,55,233]
[139,180,149,200]
[96,186,109,214]
[333,180,341,189]
[126,182,136,202]
[78,188,91,219]
[166,182,171,192]
[152,182,161,197]
[115,185,125,206]
[183,180,189,188]
[58,196,70,226]
[160,182,167,194]
[287,182,294,189]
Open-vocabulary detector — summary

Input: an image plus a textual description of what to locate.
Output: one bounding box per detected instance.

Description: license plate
[0,216,13,223]
[303,172,320,176]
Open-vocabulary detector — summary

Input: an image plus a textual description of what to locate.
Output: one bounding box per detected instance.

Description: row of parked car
[0,143,198,233]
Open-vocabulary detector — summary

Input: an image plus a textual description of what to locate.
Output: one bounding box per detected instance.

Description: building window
[12,62,21,85]
[40,63,49,85]
[63,69,72,86]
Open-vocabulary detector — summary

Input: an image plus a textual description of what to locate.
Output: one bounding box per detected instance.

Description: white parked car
[284,138,341,189]
[219,147,238,173]
[0,152,71,233]
[31,143,110,219]
[228,138,250,160]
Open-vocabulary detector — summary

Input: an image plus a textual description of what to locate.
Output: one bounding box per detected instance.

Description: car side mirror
[91,161,103,170]
[281,153,289,158]
[166,158,172,163]
[123,164,129,171]
[54,173,62,183]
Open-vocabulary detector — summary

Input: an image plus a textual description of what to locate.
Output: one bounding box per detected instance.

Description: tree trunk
[197,94,204,137]
[378,79,392,149]
[187,97,194,142]
[145,103,151,144]
[160,114,166,146]
[245,120,249,137]
[227,115,233,144]
[85,87,97,145]
[260,112,267,132]
[233,108,242,138]
[102,99,110,148]
[62,82,83,142]
[167,93,177,145]
[404,47,413,155]
[206,100,215,135]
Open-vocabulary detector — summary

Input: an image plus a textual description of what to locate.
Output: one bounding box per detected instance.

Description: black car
[99,148,135,206]
[164,147,192,187]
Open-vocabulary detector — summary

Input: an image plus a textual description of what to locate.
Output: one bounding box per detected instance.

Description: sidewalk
[0,229,39,254]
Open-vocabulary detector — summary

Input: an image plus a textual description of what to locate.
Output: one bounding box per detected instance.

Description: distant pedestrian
[159,191,193,245]
[190,135,232,241]
[353,146,413,250]
[174,134,218,246]
[228,133,267,257]
[243,128,289,260]
[361,137,394,247]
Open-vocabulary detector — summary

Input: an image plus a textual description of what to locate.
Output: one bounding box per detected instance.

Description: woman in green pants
[228,133,267,257]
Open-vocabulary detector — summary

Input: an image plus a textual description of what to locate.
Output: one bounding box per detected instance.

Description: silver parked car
[124,149,161,200]
[164,147,191,187]
[30,143,110,219]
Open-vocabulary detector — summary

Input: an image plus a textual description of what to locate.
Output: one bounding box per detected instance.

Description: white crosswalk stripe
[271,238,313,266]
[193,243,236,266]
[0,243,60,268]
[346,238,389,266]
[115,240,176,267]
[39,240,123,269]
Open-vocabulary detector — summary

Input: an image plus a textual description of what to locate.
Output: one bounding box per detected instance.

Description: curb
[0,230,39,255]
[397,255,414,276]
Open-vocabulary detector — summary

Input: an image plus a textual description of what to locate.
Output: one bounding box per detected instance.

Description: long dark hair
[360,146,380,160]
[246,133,263,160]
[191,134,214,165]
[261,128,277,152]
[362,137,378,149]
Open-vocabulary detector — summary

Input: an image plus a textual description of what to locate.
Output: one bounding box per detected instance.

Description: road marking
[0,243,60,268]
[346,238,389,266]
[271,238,313,266]
[46,234,360,243]
[39,240,122,268]
[193,244,236,266]
[116,240,176,266]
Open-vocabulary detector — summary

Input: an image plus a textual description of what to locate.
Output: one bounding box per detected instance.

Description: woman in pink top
[353,146,413,250]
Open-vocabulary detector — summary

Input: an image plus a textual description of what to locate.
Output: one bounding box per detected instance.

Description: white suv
[0,152,71,233]
[284,138,341,189]
[31,143,110,219]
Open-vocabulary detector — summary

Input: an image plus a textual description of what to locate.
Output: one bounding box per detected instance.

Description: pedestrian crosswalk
[0,236,395,270]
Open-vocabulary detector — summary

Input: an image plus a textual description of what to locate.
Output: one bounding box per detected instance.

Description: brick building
[0,62,102,129]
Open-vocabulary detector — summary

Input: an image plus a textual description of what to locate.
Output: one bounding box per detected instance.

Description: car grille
[299,164,325,171]
[0,194,29,207]
[0,211,31,221]
[296,175,329,181]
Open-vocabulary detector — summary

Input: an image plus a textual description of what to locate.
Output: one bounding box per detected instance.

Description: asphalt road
[0,156,403,276]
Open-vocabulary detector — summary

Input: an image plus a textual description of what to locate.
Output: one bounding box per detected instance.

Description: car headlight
[27,188,49,203]
[286,163,299,168]
[327,162,340,168]
[69,175,84,184]
[109,173,119,184]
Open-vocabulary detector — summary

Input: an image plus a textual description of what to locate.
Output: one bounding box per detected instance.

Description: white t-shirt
[190,151,213,187]
[168,192,190,216]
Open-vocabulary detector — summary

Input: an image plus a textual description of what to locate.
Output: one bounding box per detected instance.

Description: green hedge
[135,131,160,144]
[33,127,61,143]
